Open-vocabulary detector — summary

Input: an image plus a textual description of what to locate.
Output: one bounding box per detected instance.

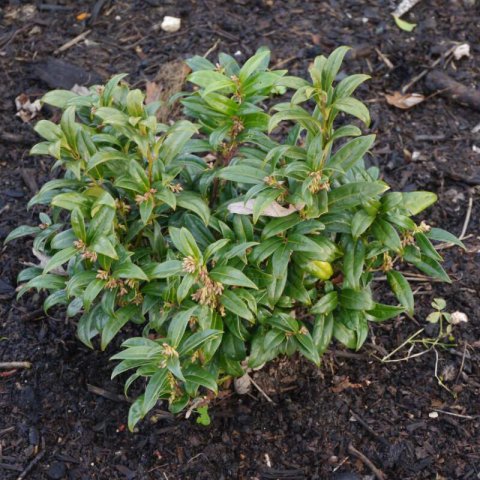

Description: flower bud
[305,260,333,280]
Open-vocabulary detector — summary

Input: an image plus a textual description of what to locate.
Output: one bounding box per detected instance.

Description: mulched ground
[1,1,479,479]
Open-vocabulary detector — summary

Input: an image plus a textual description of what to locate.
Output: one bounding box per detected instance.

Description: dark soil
[1,1,479,479]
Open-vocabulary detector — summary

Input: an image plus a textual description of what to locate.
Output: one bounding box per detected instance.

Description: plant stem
[147,146,154,184]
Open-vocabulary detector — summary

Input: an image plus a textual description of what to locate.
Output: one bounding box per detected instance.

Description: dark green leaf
[168,306,198,348]
[143,260,183,279]
[427,228,465,249]
[386,270,414,315]
[339,288,374,311]
[311,291,338,315]
[220,290,254,321]
[210,266,257,289]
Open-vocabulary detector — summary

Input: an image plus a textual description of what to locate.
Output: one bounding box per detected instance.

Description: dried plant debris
[385,91,425,109]
[15,94,42,122]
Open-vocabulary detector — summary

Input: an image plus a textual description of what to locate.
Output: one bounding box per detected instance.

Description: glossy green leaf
[402,191,437,215]
[210,266,257,289]
[334,97,370,126]
[43,247,77,274]
[427,228,465,249]
[387,270,414,315]
[311,291,338,315]
[168,306,198,348]
[143,260,183,279]
[101,305,139,350]
[4,225,41,244]
[328,182,388,210]
[339,288,374,311]
[220,290,254,321]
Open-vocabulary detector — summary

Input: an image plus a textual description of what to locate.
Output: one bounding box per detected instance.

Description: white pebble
[453,43,471,61]
[161,16,181,33]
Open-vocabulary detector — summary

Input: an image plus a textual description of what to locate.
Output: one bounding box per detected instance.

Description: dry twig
[54,30,91,55]
[0,361,31,370]
[402,45,457,93]
[347,443,386,480]
[87,384,131,403]
[16,438,45,480]
[248,374,276,404]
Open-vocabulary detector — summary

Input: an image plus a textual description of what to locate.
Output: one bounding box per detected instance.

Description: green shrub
[6,47,463,430]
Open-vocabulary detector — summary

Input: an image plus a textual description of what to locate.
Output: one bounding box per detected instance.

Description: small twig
[347,443,386,480]
[185,397,206,419]
[332,456,349,473]
[54,30,91,55]
[203,39,220,59]
[454,344,468,385]
[272,55,297,70]
[375,48,394,70]
[332,350,370,360]
[432,408,478,420]
[434,348,454,394]
[381,328,424,362]
[247,374,275,404]
[16,438,45,480]
[350,409,389,446]
[374,274,443,283]
[379,346,431,363]
[0,427,15,437]
[86,384,131,403]
[459,195,473,240]
[402,44,457,93]
[0,362,31,370]
[437,195,474,250]
[0,25,30,50]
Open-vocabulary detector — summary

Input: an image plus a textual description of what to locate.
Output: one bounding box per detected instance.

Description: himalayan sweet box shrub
[6,47,463,430]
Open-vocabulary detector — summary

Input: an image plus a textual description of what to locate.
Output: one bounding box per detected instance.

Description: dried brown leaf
[385,91,425,110]
[331,375,364,393]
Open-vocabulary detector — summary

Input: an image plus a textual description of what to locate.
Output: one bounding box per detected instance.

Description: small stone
[428,411,439,419]
[161,16,181,33]
[453,43,470,61]
[47,462,66,479]
[234,374,251,395]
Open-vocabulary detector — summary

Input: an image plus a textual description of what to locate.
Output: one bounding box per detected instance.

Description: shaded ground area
[1,1,479,479]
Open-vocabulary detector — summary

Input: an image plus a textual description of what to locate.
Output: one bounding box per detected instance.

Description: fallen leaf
[385,91,425,109]
[227,199,303,217]
[146,60,190,122]
[15,94,42,122]
[393,15,417,32]
[145,81,162,105]
[331,376,364,393]
[30,248,67,276]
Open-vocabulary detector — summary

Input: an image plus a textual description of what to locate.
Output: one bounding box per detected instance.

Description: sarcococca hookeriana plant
[6,47,463,430]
